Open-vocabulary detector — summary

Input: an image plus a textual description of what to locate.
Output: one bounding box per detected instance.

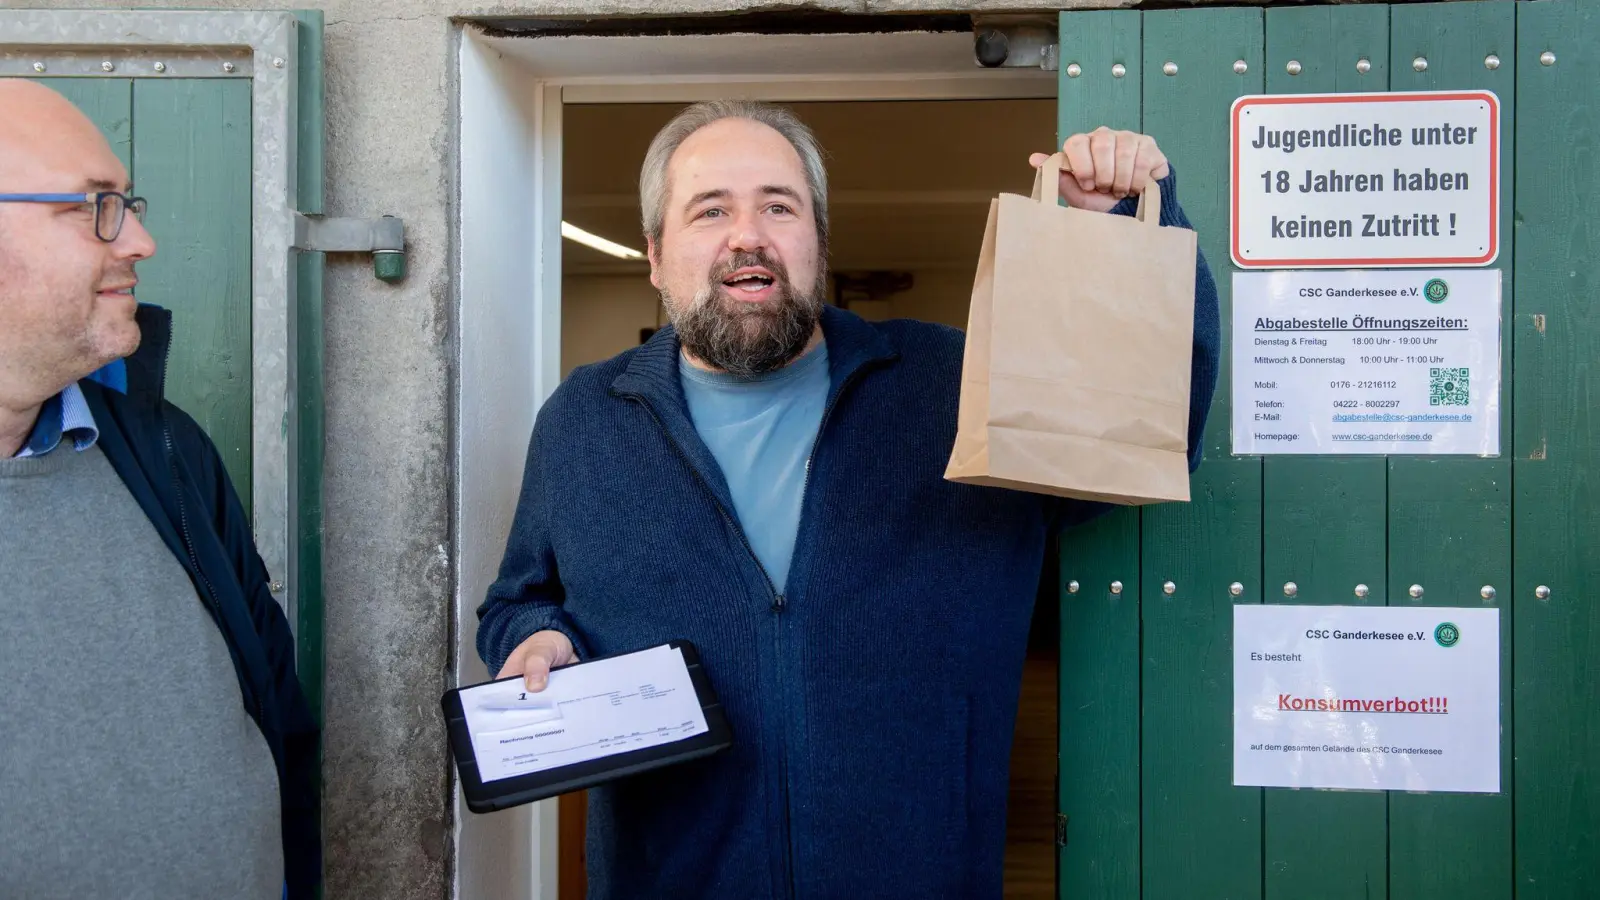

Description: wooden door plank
[1138,9,1264,900]
[1058,513,1140,900]
[1387,5,1518,898]
[1055,13,1144,900]
[132,78,254,502]
[1512,0,1600,894]
[1258,7,1391,899]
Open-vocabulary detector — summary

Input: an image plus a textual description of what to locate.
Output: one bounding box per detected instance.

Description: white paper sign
[1230,91,1500,268]
[461,645,709,783]
[1234,604,1500,793]
[1232,269,1501,456]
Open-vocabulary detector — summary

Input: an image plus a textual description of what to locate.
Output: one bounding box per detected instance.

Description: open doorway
[456,23,1064,900]
[556,97,1061,900]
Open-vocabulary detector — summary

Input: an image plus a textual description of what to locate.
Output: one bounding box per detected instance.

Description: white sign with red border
[1231,91,1500,269]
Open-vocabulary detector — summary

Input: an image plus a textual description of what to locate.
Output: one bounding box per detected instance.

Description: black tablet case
[443,640,733,814]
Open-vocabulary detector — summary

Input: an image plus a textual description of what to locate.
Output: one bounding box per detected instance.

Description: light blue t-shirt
[679,341,830,595]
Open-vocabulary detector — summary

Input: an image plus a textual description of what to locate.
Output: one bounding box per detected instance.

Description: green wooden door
[1056,1,1599,897]
[9,6,328,778]
[25,75,255,501]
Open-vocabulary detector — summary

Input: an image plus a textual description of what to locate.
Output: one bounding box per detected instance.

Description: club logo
[1434,622,1461,647]
[1424,278,1449,303]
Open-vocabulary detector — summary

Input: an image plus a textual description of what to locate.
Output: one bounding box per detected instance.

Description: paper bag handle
[1030,151,1163,226]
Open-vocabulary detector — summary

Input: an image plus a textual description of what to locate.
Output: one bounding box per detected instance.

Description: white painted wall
[454,30,561,900]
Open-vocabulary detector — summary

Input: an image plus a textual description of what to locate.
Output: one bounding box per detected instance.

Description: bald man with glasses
[0,80,320,899]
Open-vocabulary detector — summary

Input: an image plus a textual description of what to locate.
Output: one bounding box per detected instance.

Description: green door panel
[132,78,255,504]
[1137,9,1265,900]
[1512,0,1600,894]
[1057,1,1596,897]
[1055,11,1143,900]
[1386,4,1517,898]
[1259,7,1392,899]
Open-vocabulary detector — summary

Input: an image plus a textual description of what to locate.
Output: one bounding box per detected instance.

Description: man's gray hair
[639,99,829,251]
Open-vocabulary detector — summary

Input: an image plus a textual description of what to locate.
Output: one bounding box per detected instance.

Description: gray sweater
[0,446,282,899]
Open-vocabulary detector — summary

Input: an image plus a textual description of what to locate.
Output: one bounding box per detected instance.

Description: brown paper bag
[944,152,1197,505]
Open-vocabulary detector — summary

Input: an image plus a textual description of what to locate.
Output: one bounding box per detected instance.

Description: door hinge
[1056,813,1069,848]
[292,212,407,283]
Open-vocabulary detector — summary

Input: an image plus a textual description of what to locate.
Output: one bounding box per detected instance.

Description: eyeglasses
[0,191,149,242]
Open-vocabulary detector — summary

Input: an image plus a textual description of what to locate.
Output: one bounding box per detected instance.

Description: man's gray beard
[663,260,826,378]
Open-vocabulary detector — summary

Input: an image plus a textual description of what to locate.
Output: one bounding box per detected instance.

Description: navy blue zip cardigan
[479,171,1219,900]
[77,306,322,898]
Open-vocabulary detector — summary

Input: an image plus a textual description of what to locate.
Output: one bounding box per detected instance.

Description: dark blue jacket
[479,173,1219,900]
[78,305,322,899]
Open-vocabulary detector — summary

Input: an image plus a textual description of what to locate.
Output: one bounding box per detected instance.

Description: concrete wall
[6,1,1182,898]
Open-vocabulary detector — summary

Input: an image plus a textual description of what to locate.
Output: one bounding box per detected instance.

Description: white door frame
[453,24,1055,900]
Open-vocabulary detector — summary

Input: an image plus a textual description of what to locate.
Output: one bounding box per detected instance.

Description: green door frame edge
[291,3,327,821]
[291,5,325,728]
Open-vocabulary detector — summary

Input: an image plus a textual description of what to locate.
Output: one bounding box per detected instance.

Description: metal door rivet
[1163,581,1177,595]
[1481,585,1496,601]
[1110,580,1124,594]
[1540,51,1556,67]
[1284,581,1298,597]
[153,61,167,73]
[1286,60,1303,75]
[1233,59,1249,74]
[1484,54,1501,70]
[1163,61,1178,76]
[1356,58,1373,75]
[101,61,115,72]
[223,61,237,73]
[269,581,285,593]
[1229,582,1244,596]
[1067,580,1080,594]
[1066,62,1082,78]
[1111,63,1127,78]
[273,57,286,69]
[32,62,45,73]
[1355,584,1370,599]
[1535,585,1551,600]
[1413,56,1429,72]
[1409,584,1425,599]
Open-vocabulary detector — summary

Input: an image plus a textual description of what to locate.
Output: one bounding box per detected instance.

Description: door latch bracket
[292,213,407,283]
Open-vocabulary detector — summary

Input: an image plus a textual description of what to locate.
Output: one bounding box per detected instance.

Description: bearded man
[477,99,1219,900]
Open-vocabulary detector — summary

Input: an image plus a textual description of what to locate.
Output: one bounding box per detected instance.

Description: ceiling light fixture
[561,221,644,260]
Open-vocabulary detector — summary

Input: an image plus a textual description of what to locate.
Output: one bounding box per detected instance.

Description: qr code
[1430,367,1470,406]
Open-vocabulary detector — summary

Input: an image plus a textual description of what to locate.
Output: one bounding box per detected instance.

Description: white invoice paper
[460,645,710,783]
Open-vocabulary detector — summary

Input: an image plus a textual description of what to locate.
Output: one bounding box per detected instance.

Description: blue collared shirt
[15,382,100,458]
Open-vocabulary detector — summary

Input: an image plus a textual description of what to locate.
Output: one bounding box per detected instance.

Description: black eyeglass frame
[0,191,149,242]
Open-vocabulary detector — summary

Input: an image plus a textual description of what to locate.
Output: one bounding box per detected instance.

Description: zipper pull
[772,594,787,612]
